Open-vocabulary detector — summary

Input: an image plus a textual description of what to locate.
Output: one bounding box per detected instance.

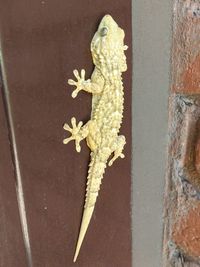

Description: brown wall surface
[0,1,132,267]
[0,72,27,267]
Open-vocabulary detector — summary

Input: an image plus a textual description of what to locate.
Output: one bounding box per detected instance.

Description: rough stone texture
[163,1,200,266]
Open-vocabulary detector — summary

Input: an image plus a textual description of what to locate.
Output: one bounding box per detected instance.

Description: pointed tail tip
[72,206,95,263]
[72,227,83,263]
[73,246,80,263]
[73,253,78,263]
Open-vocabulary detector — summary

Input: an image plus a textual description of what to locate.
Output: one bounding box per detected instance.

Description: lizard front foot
[63,117,83,152]
[68,69,89,98]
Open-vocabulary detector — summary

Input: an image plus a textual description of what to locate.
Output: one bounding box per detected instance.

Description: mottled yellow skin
[63,15,128,262]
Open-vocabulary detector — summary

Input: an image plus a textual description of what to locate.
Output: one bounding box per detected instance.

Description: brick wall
[163,1,200,266]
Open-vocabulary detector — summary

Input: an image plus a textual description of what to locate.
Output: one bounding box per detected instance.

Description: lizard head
[91,15,128,73]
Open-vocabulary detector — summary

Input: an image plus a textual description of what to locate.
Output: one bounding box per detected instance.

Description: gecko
[63,14,128,262]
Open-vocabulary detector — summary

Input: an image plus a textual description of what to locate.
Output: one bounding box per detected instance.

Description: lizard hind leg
[108,135,126,167]
[63,117,89,152]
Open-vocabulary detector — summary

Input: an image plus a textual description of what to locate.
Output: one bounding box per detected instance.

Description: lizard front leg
[108,135,126,166]
[68,69,103,98]
[63,117,90,152]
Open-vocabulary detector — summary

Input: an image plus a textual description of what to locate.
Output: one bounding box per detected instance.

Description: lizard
[63,14,128,262]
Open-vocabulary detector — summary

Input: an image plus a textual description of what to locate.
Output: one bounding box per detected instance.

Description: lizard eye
[100,27,108,36]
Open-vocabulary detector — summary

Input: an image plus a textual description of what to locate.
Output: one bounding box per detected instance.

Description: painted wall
[0,0,174,265]
[132,1,172,266]
[0,1,132,266]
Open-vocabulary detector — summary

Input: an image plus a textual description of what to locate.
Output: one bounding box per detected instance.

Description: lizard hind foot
[63,117,83,152]
[108,152,125,167]
[108,135,126,166]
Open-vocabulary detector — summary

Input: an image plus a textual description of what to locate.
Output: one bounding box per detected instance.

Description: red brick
[172,202,200,258]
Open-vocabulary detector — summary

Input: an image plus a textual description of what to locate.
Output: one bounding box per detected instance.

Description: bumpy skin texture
[63,15,128,262]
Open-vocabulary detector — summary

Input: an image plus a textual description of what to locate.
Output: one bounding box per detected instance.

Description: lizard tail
[73,151,107,262]
[73,206,94,262]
